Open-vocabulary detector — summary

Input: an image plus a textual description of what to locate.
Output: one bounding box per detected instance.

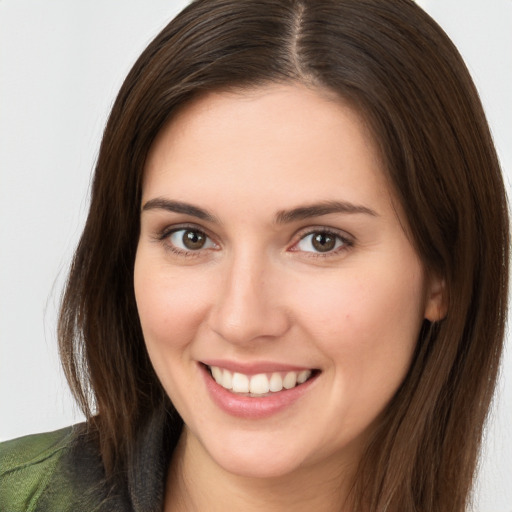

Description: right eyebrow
[141,198,219,223]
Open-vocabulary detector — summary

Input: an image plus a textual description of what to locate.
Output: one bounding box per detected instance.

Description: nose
[207,251,290,345]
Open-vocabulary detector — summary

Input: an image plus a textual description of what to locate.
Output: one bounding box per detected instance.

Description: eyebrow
[141,198,377,224]
[142,198,219,223]
[274,200,378,223]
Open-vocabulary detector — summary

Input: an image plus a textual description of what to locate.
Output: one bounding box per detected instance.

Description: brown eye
[294,230,350,255]
[311,233,336,252]
[168,228,216,252]
[183,230,206,249]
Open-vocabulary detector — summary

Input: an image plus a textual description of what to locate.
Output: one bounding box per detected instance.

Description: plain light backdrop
[0,1,511,511]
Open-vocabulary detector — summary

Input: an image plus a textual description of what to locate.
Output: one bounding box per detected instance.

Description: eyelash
[156,224,217,258]
[156,225,354,259]
[290,228,354,258]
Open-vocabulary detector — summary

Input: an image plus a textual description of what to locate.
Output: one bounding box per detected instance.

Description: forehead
[142,83,392,216]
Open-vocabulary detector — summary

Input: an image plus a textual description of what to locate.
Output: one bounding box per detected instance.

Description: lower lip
[200,364,318,419]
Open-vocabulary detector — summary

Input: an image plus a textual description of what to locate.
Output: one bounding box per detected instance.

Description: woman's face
[134,84,442,479]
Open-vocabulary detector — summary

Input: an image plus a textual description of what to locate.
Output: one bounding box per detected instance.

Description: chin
[217,452,306,480]
[197,429,311,479]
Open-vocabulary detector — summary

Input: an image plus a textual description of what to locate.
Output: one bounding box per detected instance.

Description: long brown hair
[58,0,509,509]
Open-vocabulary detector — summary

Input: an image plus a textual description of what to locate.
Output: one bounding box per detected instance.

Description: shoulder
[0,425,74,474]
[1,426,74,510]
[0,424,111,511]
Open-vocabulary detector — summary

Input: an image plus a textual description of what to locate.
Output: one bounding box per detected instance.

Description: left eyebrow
[274,200,378,224]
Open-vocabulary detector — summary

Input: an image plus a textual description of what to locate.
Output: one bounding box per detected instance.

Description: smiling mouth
[205,365,319,397]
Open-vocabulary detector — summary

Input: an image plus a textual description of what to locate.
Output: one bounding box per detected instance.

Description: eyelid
[158,222,215,240]
[289,226,355,255]
[157,223,220,254]
[153,222,354,257]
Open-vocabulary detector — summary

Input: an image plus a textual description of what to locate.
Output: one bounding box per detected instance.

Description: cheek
[293,264,426,436]
[133,255,217,410]
[296,271,423,336]
[134,257,210,353]
[290,260,426,381]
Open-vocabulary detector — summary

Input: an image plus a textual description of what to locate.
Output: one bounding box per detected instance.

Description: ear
[424,274,447,322]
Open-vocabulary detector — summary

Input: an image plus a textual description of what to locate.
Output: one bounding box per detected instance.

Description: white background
[0,1,510,510]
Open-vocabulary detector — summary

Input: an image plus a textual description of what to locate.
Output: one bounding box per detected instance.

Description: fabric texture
[0,408,178,512]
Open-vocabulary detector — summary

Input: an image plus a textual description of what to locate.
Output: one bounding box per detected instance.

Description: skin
[134,84,444,511]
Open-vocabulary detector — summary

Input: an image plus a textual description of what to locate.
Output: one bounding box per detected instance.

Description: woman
[1,0,509,511]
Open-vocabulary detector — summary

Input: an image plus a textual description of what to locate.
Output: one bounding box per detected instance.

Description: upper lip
[201,359,316,376]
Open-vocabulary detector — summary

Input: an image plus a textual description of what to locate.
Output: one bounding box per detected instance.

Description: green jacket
[0,410,177,511]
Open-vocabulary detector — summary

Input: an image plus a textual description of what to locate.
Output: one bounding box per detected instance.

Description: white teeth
[232,372,250,393]
[221,369,233,390]
[297,370,312,384]
[211,366,223,384]
[283,372,298,389]
[269,372,283,392]
[249,373,270,394]
[208,366,314,395]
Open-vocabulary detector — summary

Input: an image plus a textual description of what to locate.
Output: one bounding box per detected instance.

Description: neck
[164,428,356,512]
